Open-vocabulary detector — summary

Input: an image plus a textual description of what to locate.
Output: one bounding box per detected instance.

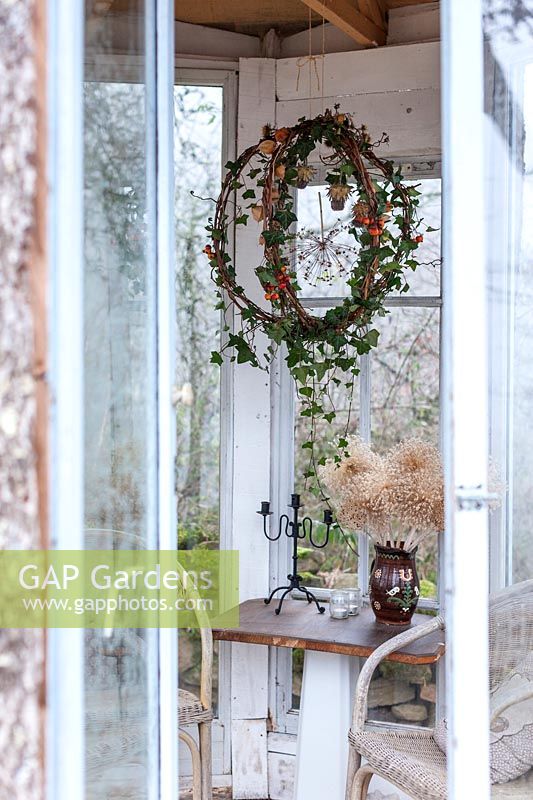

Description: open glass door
[442,0,533,797]
[49,3,177,796]
[84,7,159,793]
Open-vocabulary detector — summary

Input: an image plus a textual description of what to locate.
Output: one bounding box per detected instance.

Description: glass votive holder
[329,590,349,619]
[344,588,362,616]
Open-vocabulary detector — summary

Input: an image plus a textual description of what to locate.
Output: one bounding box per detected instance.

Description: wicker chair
[178,568,214,800]
[346,580,533,800]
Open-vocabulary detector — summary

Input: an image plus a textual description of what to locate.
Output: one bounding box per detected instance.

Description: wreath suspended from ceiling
[204,106,434,495]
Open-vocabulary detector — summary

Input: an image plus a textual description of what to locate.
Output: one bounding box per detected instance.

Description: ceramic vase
[369,544,420,625]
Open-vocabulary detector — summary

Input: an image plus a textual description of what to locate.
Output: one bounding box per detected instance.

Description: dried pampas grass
[320,437,446,551]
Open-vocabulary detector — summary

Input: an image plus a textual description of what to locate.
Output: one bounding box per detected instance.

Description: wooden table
[213,599,445,800]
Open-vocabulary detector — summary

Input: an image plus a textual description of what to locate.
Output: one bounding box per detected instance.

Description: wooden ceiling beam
[299,0,386,46]
[386,0,436,7]
[357,0,386,29]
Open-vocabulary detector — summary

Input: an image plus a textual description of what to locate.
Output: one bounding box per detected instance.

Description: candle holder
[257,494,333,615]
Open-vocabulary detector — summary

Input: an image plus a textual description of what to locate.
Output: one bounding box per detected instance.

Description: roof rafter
[299,0,387,47]
[358,0,386,28]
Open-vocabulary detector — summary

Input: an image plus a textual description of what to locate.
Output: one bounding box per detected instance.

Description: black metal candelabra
[257,493,333,615]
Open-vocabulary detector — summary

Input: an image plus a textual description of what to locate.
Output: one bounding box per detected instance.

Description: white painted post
[441,0,491,798]
[47,2,85,799]
[156,1,178,798]
[294,652,354,800]
[230,58,276,800]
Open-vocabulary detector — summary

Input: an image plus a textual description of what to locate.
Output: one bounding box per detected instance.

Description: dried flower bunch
[320,437,445,551]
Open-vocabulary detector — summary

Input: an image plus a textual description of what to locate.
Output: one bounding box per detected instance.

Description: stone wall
[368,661,437,727]
[0,1,45,798]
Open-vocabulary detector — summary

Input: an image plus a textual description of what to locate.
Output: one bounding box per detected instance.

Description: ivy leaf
[225,160,239,176]
[314,361,329,381]
[210,351,223,366]
[366,329,380,347]
[292,366,310,384]
[262,229,286,247]
[339,163,355,176]
[380,260,402,273]
[242,189,256,199]
[228,334,257,365]
[299,386,313,398]
[235,215,248,226]
[266,324,285,346]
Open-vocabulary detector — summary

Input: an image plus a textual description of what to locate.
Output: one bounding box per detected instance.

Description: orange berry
[415,234,424,243]
[361,216,370,225]
[274,127,290,143]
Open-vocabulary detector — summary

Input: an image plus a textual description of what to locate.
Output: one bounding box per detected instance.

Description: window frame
[173,65,238,783]
[270,158,444,734]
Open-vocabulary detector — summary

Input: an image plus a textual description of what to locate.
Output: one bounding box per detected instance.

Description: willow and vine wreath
[204,107,433,500]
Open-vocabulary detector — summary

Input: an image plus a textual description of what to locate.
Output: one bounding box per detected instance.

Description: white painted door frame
[174,65,238,785]
[47,2,85,798]
[441,0,491,798]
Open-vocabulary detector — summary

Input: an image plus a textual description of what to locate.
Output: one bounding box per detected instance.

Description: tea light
[344,588,362,616]
[329,591,349,619]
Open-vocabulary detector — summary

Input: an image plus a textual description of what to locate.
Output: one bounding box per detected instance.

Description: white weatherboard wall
[229,42,440,800]
[276,42,440,158]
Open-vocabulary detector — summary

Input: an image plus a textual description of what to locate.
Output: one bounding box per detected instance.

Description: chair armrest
[351,615,445,732]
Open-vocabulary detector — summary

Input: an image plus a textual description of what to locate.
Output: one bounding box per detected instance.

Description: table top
[213,599,445,664]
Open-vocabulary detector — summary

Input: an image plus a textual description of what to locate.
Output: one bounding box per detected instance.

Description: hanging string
[321,5,326,114]
[295,4,328,117]
[296,7,321,118]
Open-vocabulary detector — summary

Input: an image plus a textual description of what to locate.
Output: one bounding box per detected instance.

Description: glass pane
[296,179,441,299]
[294,360,360,590]
[174,85,224,714]
[371,307,440,598]
[482,6,533,796]
[84,5,157,798]
[292,648,304,710]
[394,178,441,296]
[371,307,440,449]
[366,661,437,728]
[485,2,533,586]
[295,184,359,297]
